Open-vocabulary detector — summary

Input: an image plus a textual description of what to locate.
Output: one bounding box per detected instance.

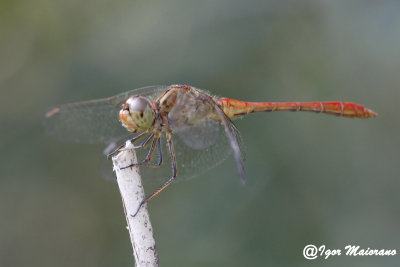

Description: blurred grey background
[1,0,399,266]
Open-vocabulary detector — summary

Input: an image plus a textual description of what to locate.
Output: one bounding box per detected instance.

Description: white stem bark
[112,141,159,267]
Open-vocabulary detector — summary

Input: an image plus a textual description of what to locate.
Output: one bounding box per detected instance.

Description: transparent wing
[209,98,247,183]
[43,86,167,144]
[174,119,220,150]
[99,118,245,184]
[170,118,244,182]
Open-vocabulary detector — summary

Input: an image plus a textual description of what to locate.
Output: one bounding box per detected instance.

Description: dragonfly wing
[43,86,167,144]
[170,119,234,181]
[171,116,245,183]
[174,119,220,150]
[209,99,246,184]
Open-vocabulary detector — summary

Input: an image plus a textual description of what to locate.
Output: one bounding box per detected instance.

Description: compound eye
[120,96,155,133]
[127,97,150,115]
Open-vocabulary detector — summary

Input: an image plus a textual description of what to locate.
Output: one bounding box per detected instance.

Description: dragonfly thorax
[119,96,156,133]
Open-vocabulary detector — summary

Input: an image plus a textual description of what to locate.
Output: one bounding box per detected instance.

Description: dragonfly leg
[107,131,151,158]
[134,137,163,167]
[117,133,154,152]
[120,133,160,169]
[132,132,177,217]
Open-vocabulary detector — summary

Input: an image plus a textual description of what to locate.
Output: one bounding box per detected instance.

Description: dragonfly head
[119,96,156,133]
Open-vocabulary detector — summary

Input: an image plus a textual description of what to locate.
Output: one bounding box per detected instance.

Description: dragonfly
[44,84,376,214]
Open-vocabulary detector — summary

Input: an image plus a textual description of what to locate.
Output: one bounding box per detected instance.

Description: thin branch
[112,141,159,267]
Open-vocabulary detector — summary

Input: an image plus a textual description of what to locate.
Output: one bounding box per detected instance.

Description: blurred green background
[1,0,399,266]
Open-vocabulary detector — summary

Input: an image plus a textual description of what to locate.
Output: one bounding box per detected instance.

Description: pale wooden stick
[112,141,159,267]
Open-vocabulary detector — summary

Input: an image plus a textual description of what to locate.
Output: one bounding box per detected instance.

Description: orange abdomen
[218,99,377,119]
